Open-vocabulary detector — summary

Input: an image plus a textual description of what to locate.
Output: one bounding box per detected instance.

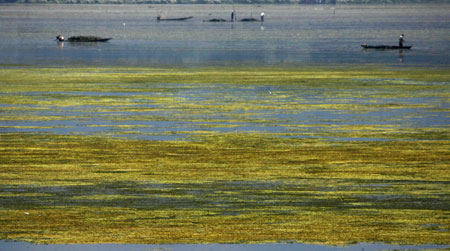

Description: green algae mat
[0,67,449,245]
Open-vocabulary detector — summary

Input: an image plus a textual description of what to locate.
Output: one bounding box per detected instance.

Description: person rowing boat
[399,34,405,47]
[361,34,411,50]
[56,35,64,41]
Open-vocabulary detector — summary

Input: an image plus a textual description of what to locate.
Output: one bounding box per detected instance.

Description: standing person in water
[399,34,405,47]
[231,10,235,22]
[260,12,265,22]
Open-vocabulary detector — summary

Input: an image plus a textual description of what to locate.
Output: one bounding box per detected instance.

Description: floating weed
[1,67,448,142]
[1,133,449,244]
[0,66,449,245]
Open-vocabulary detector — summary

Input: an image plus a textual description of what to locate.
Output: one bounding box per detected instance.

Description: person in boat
[399,34,405,47]
[260,12,265,22]
[231,10,235,22]
[56,35,64,42]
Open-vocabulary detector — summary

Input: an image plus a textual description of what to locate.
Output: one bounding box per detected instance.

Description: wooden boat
[57,35,111,42]
[203,18,228,22]
[157,16,193,21]
[67,36,111,42]
[361,44,412,50]
[240,18,259,22]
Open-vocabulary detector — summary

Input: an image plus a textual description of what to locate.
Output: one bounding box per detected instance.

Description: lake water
[0,3,449,67]
[1,240,448,251]
[2,80,448,141]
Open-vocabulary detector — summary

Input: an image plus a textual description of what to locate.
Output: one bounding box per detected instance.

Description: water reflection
[58,41,111,48]
[360,47,410,64]
[398,49,404,63]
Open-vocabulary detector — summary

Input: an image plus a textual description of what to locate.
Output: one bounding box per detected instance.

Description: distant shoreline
[1,0,448,4]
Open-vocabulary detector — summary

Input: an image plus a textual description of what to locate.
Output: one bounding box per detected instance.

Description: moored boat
[157,16,193,21]
[203,18,228,22]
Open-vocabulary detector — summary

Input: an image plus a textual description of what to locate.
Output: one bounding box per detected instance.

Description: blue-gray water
[0,4,449,67]
[1,240,449,251]
[1,82,449,141]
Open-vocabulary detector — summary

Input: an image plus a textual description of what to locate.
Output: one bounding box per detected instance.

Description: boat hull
[361,44,412,50]
[67,36,112,42]
[240,18,259,22]
[157,16,193,21]
[203,18,229,22]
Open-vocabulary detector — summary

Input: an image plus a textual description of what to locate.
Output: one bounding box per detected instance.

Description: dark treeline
[0,0,448,4]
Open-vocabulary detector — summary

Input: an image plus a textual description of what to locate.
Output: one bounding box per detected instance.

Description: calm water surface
[0,4,449,67]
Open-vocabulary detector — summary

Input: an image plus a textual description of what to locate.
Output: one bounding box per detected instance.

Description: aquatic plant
[0,66,449,245]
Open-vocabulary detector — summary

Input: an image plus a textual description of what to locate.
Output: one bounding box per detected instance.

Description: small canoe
[157,16,193,21]
[240,18,259,22]
[203,18,229,22]
[67,36,112,42]
[361,44,412,50]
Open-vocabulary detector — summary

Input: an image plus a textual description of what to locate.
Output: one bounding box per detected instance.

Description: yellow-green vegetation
[1,66,449,88]
[0,67,449,245]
